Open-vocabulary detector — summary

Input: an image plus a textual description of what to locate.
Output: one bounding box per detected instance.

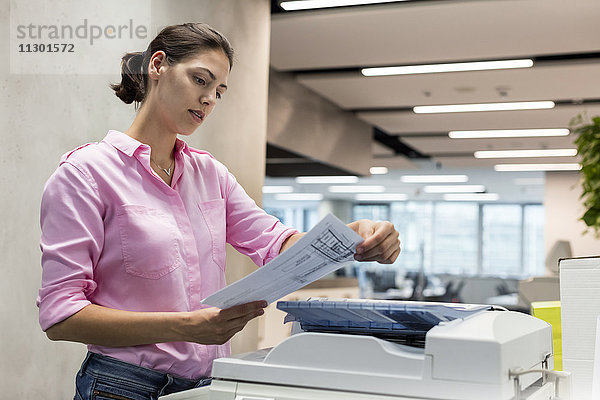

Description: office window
[389,202,433,271]
[263,206,318,232]
[482,204,523,275]
[431,203,479,274]
[303,208,320,231]
[353,204,389,221]
[523,205,545,276]
[354,201,546,276]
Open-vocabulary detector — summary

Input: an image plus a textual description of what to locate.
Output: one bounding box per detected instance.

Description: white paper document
[202,213,364,309]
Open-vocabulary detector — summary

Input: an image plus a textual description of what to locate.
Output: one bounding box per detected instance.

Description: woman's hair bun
[110,52,147,105]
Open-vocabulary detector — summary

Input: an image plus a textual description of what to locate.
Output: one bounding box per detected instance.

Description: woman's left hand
[348,220,401,264]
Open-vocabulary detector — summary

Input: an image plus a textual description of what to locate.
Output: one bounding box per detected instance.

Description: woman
[37,23,401,399]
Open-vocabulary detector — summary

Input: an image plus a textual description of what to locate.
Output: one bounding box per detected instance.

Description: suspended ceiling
[269,0,600,171]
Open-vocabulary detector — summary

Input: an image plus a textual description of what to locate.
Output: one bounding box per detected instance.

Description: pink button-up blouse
[37,130,297,379]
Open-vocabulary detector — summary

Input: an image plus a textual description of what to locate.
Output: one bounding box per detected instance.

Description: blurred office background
[262,0,599,306]
[2,0,599,398]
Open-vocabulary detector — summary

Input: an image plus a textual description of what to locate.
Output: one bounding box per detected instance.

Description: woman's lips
[189,109,205,123]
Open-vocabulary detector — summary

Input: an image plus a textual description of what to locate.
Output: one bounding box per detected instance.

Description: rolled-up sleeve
[37,162,104,331]
[223,170,297,266]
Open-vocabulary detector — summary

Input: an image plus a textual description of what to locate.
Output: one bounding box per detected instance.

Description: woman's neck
[125,103,177,165]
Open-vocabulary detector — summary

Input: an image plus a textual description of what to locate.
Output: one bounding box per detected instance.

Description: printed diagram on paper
[312,229,356,262]
[202,214,364,309]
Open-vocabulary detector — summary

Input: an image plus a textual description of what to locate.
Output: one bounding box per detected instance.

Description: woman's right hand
[179,301,267,345]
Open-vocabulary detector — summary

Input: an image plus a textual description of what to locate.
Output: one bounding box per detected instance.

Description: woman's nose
[200,91,215,106]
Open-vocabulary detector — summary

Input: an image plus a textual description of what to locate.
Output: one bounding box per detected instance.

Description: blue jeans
[74,352,212,400]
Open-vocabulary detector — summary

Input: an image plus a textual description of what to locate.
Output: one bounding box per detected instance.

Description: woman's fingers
[357,234,401,263]
[387,247,401,264]
[354,221,400,263]
[223,306,265,328]
[186,301,267,345]
[220,300,267,322]
[380,239,402,263]
[213,303,266,343]
[355,221,397,255]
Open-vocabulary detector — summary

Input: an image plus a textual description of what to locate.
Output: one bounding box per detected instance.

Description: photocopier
[164,298,571,400]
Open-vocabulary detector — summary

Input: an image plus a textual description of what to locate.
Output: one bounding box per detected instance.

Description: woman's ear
[147,51,168,81]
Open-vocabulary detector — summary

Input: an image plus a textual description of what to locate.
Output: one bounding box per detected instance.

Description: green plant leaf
[572,114,600,235]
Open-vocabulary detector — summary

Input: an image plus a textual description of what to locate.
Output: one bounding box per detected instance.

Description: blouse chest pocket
[198,198,226,270]
[116,205,184,279]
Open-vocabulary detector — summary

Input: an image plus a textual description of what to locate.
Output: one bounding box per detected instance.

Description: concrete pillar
[318,199,354,223]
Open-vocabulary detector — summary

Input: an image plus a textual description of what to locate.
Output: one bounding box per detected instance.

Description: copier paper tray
[277,298,496,346]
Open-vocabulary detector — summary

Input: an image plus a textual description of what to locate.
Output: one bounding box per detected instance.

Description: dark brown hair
[110,23,234,106]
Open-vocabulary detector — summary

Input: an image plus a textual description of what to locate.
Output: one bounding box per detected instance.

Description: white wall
[545,172,600,267]
[0,1,270,398]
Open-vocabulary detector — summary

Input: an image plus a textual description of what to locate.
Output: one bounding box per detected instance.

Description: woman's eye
[216,92,222,100]
[194,76,205,85]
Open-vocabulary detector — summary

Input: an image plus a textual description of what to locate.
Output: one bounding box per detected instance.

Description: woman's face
[148,49,230,136]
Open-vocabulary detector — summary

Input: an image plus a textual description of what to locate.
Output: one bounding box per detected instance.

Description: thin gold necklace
[151,157,174,177]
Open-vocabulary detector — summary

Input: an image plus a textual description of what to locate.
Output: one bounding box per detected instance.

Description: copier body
[164,299,557,400]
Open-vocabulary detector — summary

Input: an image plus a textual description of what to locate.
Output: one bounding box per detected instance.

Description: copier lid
[277,298,494,345]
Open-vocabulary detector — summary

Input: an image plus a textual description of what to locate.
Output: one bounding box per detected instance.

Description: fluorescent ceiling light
[362,59,533,77]
[369,166,389,175]
[424,185,485,193]
[274,193,324,201]
[449,128,570,139]
[262,185,294,193]
[494,163,582,172]
[444,193,500,201]
[296,176,359,184]
[474,148,578,158]
[513,178,545,185]
[401,175,468,183]
[414,101,555,114]
[280,0,405,11]
[356,193,408,201]
[328,185,386,193]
